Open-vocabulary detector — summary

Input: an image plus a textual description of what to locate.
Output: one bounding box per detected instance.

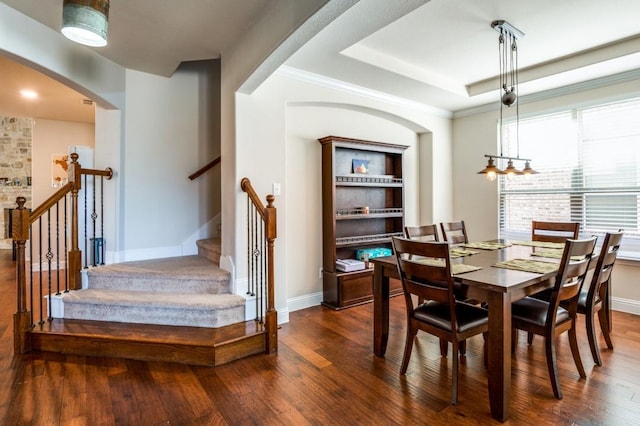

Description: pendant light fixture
[61,0,110,47]
[478,20,538,180]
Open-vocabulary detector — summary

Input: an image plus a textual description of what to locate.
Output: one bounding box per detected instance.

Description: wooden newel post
[264,194,278,353]
[13,196,32,353]
[68,153,82,290]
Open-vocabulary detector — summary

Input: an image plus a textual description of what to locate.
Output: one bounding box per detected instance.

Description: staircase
[30,239,269,366]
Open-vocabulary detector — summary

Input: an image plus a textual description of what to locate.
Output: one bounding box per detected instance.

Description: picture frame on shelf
[352,159,369,174]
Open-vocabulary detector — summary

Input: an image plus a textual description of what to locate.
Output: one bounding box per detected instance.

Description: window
[499,98,640,258]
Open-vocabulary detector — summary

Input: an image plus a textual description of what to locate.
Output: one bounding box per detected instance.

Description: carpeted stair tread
[197,238,221,263]
[62,289,245,328]
[86,255,230,294]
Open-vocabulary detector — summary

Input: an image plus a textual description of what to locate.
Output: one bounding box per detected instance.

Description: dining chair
[440,220,469,245]
[531,221,580,243]
[404,224,465,355]
[511,237,597,400]
[404,224,439,242]
[392,237,488,405]
[570,231,623,366]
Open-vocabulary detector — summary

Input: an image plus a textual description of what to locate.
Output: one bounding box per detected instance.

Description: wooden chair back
[392,238,455,311]
[531,221,580,243]
[440,220,468,245]
[404,224,439,242]
[548,237,597,316]
[587,231,623,307]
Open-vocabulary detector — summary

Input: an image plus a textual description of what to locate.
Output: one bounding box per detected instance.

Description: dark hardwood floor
[1,249,640,425]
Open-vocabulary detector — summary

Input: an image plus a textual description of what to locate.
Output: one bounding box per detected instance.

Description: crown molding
[454,68,640,119]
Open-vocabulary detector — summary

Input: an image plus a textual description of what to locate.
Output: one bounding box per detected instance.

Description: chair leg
[400,324,418,375]
[527,331,534,345]
[544,335,563,400]
[459,340,466,355]
[439,338,448,357]
[586,310,603,366]
[569,321,586,379]
[597,307,614,350]
[451,339,459,405]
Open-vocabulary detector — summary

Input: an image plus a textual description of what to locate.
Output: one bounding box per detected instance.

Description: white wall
[453,78,640,314]
[235,71,453,317]
[32,119,95,206]
[120,62,220,261]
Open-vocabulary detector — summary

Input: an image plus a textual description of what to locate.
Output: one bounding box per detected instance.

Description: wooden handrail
[13,153,114,354]
[189,156,221,180]
[29,182,74,223]
[240,177,278,354]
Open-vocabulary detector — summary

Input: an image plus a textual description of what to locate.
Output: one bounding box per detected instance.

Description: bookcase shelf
[318,135,408,309]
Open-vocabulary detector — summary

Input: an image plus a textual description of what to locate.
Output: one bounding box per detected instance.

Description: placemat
[513,240,566,250]
[463,241,511,250]
[414,258,482,275]
[449,248,480,258]
[530,249,587,261]
[493,258,558,274]
[530,248,564,259]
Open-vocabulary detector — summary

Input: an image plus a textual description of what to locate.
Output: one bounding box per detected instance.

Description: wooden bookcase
[318,136,408,309]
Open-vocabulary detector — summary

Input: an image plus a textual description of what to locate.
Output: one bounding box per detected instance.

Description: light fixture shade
[477,157,504,181]
[504,159,521,178]
[61,0,110,47]
[521,161,539,175]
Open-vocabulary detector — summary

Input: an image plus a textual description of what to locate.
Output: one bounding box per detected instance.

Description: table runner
[493,258,559,274]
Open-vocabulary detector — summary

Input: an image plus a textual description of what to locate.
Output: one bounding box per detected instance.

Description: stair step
[86,255,230,293]
[62,289,245,328]
[29,318,267,366]
[197,238,222,263]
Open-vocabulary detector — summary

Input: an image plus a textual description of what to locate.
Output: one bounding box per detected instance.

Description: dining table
[371,240,569,422]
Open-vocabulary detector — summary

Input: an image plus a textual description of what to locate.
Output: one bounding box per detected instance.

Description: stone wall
[0,116,32,249]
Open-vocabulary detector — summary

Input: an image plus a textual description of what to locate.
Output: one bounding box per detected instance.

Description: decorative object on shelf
[478,20,538,181]
[61,0,110,47]
[352,159,369,174]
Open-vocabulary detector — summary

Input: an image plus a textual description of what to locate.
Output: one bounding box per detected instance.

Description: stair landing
[29,318,267,366]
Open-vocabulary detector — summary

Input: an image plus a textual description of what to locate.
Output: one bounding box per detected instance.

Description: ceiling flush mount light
[61,0,110,47]
[20,89,38,99]
[478,20,538,180]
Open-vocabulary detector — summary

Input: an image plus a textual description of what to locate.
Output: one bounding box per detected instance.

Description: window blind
[498,98,640,258]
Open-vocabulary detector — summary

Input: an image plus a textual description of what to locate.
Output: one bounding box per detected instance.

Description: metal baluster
[46,210,54,322]
[38,219,43,325]
[29,223,34,328]
[64,194,69,292]
[100,175,105,264]
[253,206,259,321]
[91,174,97,266]
[246,196,251,296]
[83,173,88,268]
[56,201,61,295]
[259,216,267,324]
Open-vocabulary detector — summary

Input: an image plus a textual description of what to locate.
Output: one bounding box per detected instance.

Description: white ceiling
[2,0,640,123]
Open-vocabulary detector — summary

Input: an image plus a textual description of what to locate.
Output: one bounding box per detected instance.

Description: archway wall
[0,3,125,110]
[235,71,454,317]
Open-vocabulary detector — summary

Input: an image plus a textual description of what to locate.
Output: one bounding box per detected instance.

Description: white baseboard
[612,296,640,316]
[287,292,323,314]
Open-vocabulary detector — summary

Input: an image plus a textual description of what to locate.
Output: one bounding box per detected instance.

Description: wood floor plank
[3,248,640,424]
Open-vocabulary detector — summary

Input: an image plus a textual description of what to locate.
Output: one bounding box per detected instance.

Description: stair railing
[240,177,277,354]
[12,153,113,353]
[188,155,221,180]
